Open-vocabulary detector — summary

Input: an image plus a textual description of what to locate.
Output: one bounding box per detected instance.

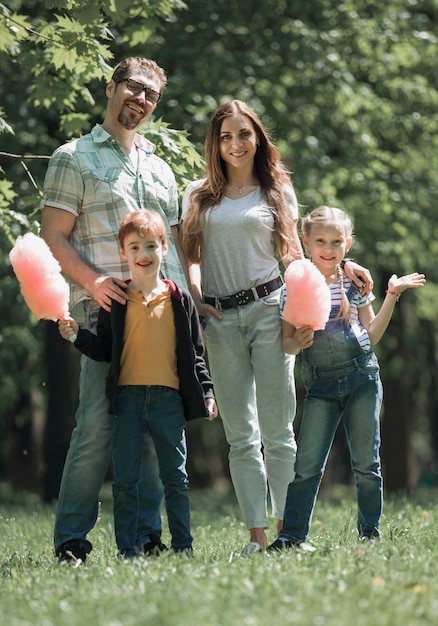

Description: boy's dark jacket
[74,280,214,420]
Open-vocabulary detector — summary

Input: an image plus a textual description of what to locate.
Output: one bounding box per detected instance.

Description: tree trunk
[380,291,416,495]
[5,392,41,492]
[380,377,416,494]
[41,321,80,502]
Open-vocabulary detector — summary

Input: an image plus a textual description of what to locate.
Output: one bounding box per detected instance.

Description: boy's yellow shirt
[118,286,179,389]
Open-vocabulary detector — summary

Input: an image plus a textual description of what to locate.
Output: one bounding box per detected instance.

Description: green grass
[1,483,437,626]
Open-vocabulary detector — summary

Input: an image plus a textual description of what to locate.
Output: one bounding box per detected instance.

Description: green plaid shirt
[41,124,186,308]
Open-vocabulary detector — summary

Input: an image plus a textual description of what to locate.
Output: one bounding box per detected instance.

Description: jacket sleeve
[184,290,215,400]
[73,307,112,362]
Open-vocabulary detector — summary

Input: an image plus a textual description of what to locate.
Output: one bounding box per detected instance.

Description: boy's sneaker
[267,538,294,552]
[57,541,89,564]
[359,535,379,545]
[143,540,168,557]
[267,539,316,553]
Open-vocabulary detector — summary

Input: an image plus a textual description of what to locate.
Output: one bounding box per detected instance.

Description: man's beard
[118,106,143,130]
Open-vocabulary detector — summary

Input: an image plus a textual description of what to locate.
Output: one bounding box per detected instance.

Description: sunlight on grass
[1,483,437,625]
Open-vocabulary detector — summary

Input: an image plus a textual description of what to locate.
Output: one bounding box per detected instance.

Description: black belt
[204,276,283,310]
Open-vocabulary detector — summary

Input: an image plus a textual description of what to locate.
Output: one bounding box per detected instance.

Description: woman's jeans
[205,291,297,528]
[280,352,383,543]
[54,300,164,555]
[112,385,192,557]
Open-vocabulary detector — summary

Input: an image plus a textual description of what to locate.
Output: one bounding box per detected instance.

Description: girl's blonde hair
[302,206,354,321]
[182,100,301,265]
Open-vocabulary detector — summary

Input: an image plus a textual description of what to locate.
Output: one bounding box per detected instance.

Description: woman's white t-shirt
[182,180,298,298]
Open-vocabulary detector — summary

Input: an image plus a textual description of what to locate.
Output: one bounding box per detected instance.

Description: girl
[181,102,372,555]
[268,205,425,551]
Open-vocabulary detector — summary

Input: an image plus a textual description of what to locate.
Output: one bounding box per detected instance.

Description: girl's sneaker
[240,541,263,557]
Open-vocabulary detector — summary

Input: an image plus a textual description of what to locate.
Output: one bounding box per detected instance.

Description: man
[41,57,188,563]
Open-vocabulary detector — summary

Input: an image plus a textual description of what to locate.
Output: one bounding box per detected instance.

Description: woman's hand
[196,301,223,321]
[343,261,374,295]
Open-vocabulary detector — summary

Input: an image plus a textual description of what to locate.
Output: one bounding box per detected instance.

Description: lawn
[1,482,437,626]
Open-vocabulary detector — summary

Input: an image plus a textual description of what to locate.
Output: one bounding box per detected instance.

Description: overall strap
[346,283,359,302]
[328,281,358,319]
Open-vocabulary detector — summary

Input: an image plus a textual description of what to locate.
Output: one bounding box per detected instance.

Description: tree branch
[0,151,50,160]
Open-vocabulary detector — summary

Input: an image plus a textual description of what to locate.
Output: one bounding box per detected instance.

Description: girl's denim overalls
[280,285,383,543]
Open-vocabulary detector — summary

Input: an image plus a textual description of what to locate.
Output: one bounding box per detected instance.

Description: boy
[59,210,217,558]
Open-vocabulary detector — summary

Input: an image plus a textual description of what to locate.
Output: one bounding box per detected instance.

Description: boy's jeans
[111,385,192,556]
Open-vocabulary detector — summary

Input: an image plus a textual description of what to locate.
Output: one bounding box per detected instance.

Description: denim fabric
[54,300,164,554]
[111,385,192,555]
[205,290,297,528]
[279,306,383,544]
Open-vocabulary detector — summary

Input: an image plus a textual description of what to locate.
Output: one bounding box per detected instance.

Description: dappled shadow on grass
[1,481,438,626]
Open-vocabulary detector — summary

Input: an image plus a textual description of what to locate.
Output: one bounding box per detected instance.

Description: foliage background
[0,0,437,495]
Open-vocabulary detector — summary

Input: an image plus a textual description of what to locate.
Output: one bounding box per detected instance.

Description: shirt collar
[91,124,156,155]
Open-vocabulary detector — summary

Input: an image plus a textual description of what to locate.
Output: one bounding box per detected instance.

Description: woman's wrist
[340,258,355,270]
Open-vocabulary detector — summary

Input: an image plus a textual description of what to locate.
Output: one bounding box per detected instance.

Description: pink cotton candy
[9,232,70,322]
[283,259,331,330]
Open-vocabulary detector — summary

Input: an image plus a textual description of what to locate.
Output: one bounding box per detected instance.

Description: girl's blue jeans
[279,352,383,543]
[111,384,192,556]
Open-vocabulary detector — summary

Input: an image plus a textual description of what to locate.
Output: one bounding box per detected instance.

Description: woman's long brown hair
[182,100,301,265]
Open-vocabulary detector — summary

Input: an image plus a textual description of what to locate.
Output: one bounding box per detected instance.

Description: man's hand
[90,276,128,311]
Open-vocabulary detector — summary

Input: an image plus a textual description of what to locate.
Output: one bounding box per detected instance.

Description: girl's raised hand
[387,273,426,297]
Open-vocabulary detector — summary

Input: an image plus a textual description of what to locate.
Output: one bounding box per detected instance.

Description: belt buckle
[235,290,251,306]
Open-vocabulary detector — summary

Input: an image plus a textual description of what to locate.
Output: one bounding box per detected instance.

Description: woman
[181,101,370,555]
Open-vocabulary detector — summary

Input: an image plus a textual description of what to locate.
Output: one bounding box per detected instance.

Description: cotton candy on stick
[9,232,77,342]
[283,259,331,330]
